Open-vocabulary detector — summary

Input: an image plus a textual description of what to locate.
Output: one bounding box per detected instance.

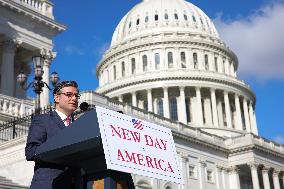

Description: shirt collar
[55,109,68,121]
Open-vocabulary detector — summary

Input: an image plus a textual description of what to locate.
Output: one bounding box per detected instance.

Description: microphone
[79,102,90,112]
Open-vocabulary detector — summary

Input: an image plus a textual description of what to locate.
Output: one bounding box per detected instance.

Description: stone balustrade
[12,0,54,18]
[0,94,34,118]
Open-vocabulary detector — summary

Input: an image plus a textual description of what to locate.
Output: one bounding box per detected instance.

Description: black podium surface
[36,109,107,174]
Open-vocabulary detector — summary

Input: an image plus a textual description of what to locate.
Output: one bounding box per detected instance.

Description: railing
[11,0,54,18]
[0,107,52,142]
[0,94,34,117]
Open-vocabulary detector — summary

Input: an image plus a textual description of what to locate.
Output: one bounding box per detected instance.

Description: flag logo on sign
[132,119,143,130]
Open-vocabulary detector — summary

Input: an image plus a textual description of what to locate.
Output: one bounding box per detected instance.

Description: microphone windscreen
[79,102,89,111]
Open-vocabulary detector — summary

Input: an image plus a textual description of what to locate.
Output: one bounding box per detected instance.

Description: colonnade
[0,37,54,108]
[117,86,258,134]
[100,48,237,86]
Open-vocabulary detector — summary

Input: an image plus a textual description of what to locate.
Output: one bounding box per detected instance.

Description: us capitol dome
[95,0,257,137]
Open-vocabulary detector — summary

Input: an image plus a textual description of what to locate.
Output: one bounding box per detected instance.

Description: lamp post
[17,55,59,114]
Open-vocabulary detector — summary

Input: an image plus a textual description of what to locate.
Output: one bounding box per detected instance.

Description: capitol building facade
[0,0,284,189]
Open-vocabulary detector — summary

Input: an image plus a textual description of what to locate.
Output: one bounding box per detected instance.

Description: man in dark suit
[25,80,80,189]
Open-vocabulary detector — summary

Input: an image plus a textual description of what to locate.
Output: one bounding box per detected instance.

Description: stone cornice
[98,75,256,102]
[0,0,66,32]
[96,35,238,75]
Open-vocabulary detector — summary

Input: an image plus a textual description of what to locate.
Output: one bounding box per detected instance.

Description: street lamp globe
[16,71,27,87]
[50,71,59,86]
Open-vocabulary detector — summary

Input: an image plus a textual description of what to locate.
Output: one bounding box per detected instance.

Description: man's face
[54,86,79,116]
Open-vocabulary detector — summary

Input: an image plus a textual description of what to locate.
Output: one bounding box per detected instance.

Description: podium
[35,109,135,189]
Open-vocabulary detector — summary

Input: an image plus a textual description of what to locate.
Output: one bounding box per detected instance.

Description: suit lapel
[51,111,66,129]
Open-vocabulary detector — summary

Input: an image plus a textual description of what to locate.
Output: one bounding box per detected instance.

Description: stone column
[179,86,187,124]
[147,89,153,112]
[196,87,203,126]
[272,170,280,189]
[181,154,189,188]
[224,91,232,128]
[229,166,241,189]
[249,163,260,189]
[249,102,258,135]
[163,87,170,118]
[40,50,55,108]
[217,99,224,127]
[234,94,243,130]
[216,165,224,189]
[198,159,206,189]
[243,98,251,132]
[262,167,271,189]
[132,92,137,107]
[211,88,219,127]
[1,39,21,96]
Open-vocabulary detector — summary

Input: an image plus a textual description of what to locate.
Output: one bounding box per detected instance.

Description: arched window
[155,53,160,69]
[164,13,168,20]
[193,53,198,69]
[113,65,116,80]
[185,97,191,122]
[136,18,140,25]
[166,186,172,189]
[222,60,225,73]
[145,15,149,23]
[184,14,188,21]
[170,98,178,121]
[214,57,218,72]
[121,61,125,77]
[204,54,209,70]
[174,13,178,20]
[142,55,148,72]
[129,22,132,28]
[200,18,204,25]
[168,52,173,68]
[192,15,196,22]
[181,52,186,68]
[131,58,136,74]
[155,14,158,21]
[157,98,163,116]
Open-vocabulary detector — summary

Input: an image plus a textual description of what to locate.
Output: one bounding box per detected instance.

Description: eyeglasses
[59,92,81,99]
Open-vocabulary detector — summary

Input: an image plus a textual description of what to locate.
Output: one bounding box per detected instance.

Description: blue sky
[46,0,284,143]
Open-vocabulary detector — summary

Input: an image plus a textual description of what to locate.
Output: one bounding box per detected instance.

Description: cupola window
[129,22,132,28]
[170,98,178,121]
[121,61,125,77]
[142,55,148,71]
[155,14,158,21]
[184,14,188,21]
[192,15,196,22]
[193,53,198,69]
[181,52,186,68]
[113,65,117,80]
[200,18,204,25]
[145,15,149,23]
[165,13,169,20]
[168,52,173,68]
[136,18,140,25]
[174,13,178,20]
[131,58,136,74]
[204,54,209,70]
[214,57,218,72]
[155,53,160,69]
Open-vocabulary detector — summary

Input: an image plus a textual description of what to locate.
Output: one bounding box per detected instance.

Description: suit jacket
[25,111,74,189]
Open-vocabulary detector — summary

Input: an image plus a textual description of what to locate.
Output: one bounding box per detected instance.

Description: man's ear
[54,94,60,104]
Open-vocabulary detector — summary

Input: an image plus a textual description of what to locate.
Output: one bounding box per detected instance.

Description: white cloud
[65,45,85,56]
[273,135,284,145]
[214,1,284,81]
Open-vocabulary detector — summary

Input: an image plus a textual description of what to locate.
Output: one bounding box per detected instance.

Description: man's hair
[53,80,79,95]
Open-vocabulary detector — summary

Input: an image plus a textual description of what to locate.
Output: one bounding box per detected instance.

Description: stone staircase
[0,176,28,189]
